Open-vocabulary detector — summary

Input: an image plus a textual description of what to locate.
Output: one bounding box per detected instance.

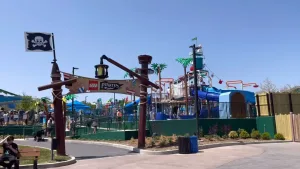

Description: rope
[51,89,63,101]
[205,64,222,80]
[139,83,148,105]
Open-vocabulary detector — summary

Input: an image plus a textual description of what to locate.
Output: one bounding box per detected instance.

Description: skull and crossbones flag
[24,32,53,52]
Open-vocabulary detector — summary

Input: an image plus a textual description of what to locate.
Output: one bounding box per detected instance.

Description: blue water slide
[191,89,220,101]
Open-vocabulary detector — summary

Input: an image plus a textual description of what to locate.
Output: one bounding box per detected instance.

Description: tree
[84,102,96,110]
[151,63,167,101]
[65,94,77,101]
[176,58,193,114]
[16,94,35,111]
[279,84,300,93]
[259,78,278,93]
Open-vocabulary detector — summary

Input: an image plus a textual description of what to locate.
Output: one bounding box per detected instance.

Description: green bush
[274,133,285,140]
[261,132,271,140]
[228,131,238,139]
[239,130,250,139]
[158,135,167,147]
[250,129,261,139]
[204,135,213,141]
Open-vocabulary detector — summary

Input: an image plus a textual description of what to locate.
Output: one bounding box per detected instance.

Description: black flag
[24,32,53,52]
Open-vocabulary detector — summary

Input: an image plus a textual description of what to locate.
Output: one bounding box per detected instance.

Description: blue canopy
[0,95,22,103]
[66,100,90,109]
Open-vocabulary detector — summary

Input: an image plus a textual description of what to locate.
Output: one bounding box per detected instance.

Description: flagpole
[52,33,57,62]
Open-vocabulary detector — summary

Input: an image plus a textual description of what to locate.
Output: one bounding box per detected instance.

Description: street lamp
[189,44,202,138]
[72,67,79,117]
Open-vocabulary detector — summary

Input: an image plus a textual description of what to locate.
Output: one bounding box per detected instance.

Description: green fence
[148,118,257,136]
[0,125,43,137]
[256,116,276,138]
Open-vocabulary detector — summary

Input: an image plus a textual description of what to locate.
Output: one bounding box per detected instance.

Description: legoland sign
[64,75,140,96]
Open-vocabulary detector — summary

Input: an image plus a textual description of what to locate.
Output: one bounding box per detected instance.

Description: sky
[1,0,300,103]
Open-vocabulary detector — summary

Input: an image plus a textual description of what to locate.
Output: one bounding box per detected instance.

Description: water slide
[190,88,220,101]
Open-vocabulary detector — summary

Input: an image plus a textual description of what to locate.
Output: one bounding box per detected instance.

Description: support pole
[184,67,189,115]
[51,33,57,63]
[270,93,275,116]
[266,93,271,116]
[256,95,261,117]
[190,44,200,138]
[137,55,152,148]
[51,62,66,155]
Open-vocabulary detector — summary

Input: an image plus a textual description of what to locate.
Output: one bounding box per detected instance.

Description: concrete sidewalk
[49,144,264,169]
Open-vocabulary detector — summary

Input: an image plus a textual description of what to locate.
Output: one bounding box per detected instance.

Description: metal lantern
[95,63,109,79]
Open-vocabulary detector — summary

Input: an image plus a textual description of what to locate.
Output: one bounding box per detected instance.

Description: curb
[65,139,138,152]
[19,156,76,169]
[15,143,76,169]
[137,140,292,155]
[64,139,291,155]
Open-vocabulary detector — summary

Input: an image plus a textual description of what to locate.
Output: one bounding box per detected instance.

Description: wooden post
[288,93,295,142]
[270,93,275,116]
[288,93,293,113]
[51,62,66,155]
[256,95,261,117]
[266,93,271,116]
[138,55,152,148]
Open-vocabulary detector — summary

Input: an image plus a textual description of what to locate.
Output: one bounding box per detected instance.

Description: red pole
[138,55,152,148]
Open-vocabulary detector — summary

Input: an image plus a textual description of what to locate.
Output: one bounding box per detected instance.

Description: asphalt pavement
[217,143,300,169]
[49,142,300,169]
[15,139,135,160]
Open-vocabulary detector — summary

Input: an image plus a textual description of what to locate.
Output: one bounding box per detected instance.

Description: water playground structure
[123,44,260,120]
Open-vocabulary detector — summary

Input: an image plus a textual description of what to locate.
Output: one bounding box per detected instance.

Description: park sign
[64,75,140,96]
[24,32,53,52]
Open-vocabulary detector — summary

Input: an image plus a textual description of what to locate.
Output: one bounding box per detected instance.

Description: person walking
[92,118,98,134]
[116,109,122,130]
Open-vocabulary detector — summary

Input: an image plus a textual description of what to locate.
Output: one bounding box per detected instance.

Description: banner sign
[64,75,140,96]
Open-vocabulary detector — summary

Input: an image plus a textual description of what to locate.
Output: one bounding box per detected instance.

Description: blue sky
[1,0,299,103]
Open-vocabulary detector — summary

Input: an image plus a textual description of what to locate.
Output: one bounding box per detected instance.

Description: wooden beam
[104,55,159,89]
[37,79,77,91]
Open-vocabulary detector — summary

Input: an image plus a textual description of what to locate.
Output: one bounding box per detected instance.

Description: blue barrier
[190,136,198,153]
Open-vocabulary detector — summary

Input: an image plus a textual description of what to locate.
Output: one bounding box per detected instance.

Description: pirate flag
[24,32,53,52]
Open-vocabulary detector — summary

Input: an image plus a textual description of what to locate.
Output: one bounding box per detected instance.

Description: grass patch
[18,146,71,165]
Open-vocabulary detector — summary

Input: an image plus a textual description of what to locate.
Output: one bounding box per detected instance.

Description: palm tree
[65,94,77,101]
[176,58,193,115]
[151,63,167,101]
[124,68,137,78]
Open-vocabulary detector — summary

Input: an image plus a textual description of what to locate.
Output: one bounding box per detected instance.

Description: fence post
[288,93,293,113]
[256,95,261,117]
[266,93,271,116]
[288,93,295,142]
[270,93,275,116]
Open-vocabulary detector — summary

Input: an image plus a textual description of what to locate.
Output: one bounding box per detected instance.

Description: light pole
[85,96,88,103]
[72,67,79,118]
[189,44,202,138]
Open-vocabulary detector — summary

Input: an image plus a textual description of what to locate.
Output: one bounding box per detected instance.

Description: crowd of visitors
[0,107,50,126]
